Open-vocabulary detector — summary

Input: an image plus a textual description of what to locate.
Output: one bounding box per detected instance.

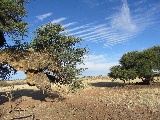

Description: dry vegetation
[0,77,160,120]
[0,80,27,87]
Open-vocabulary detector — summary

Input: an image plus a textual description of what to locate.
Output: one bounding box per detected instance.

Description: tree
[30,23,88,84]
[0,0,28,81]
[108,46,160,85]
[0,0,28,47]
[0,23,88,92]
[108,65,137,84]
[0,1,88,92]
[119,51,139,69]
[0,63,17,80]
[147,46,160,71]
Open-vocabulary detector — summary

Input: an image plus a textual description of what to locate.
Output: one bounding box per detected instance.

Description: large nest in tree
[0,48,62,92]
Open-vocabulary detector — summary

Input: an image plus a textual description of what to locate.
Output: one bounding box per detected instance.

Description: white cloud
[83,54,108,63]
[59,0,160,48]
[67,23,93,33]
[66,0,140,47]
[81,0,108,7]
[97,0,160,47]
[77,54,119,76]
[77,27,108,38]
[51,17,67,24]
[67,25,87,32]
[63,22,77,28]
[70,24,106,36]
[104,32,138,46]
[111,0,137,33]
[36,13,53,21]
[130,2,160,34]
[133,0,146,6]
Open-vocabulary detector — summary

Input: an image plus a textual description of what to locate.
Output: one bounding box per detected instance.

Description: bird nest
[0,48,62,92]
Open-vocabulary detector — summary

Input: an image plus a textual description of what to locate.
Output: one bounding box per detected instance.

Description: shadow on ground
[0,89,60,105]
[90,82,160,89]
[90,82,124,87]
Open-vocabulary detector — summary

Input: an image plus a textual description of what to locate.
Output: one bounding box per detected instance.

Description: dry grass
[0,80,27,87]
[0,77,160,119]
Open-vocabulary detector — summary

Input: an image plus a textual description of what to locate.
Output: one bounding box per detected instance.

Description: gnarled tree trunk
[0,31,5,47]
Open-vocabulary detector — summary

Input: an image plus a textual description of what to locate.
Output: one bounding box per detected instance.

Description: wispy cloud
[133,0,146,6]
[66,23,93,33]
[36,12,53,21]
[130,2,160,33]
[66,0,139,46]
[81,0,107,7]
[85,0,159,46]
[63,22,77,28]
[78,27,109,38]
[51,17,67,24]
[61,0,160,47]
[111,0,137,33]
[84,54,108,63]
[70,24,106,36]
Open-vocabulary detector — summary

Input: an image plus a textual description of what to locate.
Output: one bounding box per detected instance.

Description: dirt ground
[0,78,160,120]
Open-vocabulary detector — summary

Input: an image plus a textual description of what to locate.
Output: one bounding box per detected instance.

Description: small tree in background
[108,46,160,85]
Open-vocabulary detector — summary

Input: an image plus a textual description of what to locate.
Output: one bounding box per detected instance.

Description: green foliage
[119,51,139,69]
[0,63,17,80]
[108,46,160,83]
[69,80,84,91]
[108,65,137,83]
[147,46,160,71]
[135,50,155,79]
[0,0,28,80]
[30,23,88,84]
[108,65,121,80]
[0,0,28,47]
[0,1,88,87]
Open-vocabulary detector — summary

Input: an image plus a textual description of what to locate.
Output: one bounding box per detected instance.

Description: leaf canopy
[30,23,88,84]
[108,46,160,83]
[0,0,28,47]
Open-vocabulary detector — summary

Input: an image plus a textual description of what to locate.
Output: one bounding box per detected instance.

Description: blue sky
[9,0,160,79]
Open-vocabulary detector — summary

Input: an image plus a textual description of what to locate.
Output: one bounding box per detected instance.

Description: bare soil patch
[0,78,160,120]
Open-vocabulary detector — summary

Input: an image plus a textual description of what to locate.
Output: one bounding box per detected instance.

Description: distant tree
[108,46,160,85]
